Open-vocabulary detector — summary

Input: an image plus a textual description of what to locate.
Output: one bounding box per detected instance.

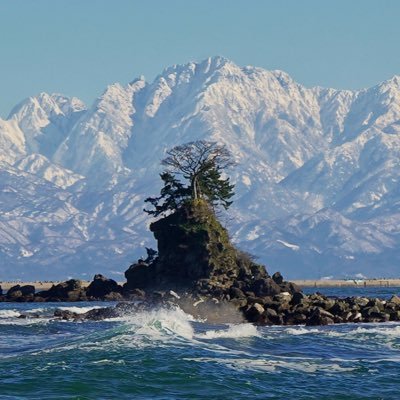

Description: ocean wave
[279,323,400,339]
[0,309,20,318]
[348,324,400,337]
[122,306,196,341]
[91,359,126,365]
[0,317,50,326]
[282,327,323,335]
[0,308,51,326]
[196,323,259,340]
[184,357,357,373]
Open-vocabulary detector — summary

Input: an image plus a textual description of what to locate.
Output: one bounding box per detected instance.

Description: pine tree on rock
[144,140,235,216]
[144,172,191,217]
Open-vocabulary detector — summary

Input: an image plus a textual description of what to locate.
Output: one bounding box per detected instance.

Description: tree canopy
[144,141,235,216]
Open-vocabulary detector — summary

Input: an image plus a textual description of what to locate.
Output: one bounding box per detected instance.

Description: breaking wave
[0,296,400,399]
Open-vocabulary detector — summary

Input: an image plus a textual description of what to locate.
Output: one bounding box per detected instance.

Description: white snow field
[0,57,399,279]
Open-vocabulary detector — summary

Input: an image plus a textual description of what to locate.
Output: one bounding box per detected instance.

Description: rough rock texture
[124,200,297,300]
[86,274,122,299]
[37,279,87,302]
[0,275,123,303]
[47,291,400,326]
[120,201,400,326]
[6,284,35,301]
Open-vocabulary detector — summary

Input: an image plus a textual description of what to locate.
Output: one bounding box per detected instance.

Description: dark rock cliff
[124,200,297,298]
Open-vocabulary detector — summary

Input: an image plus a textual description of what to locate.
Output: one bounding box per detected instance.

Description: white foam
[184,357,356,373]
[283,327,322,335]
[0,309,20,318]
[276,323,400,347]
[91,359,126,365]
[0,317,50,326]
[57,306,103,314]
[349,325,400,337]
[197,324,259,340]
[28,307,198,355]
[120,306,196,341]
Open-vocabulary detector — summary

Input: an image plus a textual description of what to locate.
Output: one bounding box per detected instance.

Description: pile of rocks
[49,287,400,326]
[3,202,400,327]
[241,291,400,326]
[0,274,124,303]
[5,271,400,326]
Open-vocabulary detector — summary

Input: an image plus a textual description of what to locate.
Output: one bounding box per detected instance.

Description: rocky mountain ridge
[0,56,399,280]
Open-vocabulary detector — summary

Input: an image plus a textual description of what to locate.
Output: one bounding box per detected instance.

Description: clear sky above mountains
[0,0,399,117]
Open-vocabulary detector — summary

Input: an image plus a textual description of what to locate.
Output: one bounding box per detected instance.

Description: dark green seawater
[1,287,400,399]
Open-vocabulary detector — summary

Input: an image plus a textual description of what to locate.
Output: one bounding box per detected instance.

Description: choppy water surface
[1,288,400,399]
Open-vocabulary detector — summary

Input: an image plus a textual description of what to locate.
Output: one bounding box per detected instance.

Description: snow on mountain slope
[8,93,86,158]
[0,118,26,163]
[0,56,399,280]
[124,57,327,182]
[0,163,89,278]
[282,77,400,218]
[54,80,146,178]
[15,154,84,189]
[232,209,400,279]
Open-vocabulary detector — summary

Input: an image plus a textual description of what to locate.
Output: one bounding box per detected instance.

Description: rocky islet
[3,200,400,326]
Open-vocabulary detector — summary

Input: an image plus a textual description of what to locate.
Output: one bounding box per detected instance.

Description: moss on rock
[125,199,268,293]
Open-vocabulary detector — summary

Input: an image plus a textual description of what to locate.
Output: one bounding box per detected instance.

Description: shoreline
[1,279,400,292]
[293,279,400,288]
[0,281,92,291]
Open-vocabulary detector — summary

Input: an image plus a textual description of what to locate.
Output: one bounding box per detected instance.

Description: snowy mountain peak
[129,75,146,85]
[6,93,86,157]
[381,74,400,88]
[8,92,85,122]
[1,57,400,280]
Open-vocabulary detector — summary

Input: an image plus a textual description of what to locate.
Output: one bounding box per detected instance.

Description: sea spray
[0,309,21,318]
[123,306,196,340]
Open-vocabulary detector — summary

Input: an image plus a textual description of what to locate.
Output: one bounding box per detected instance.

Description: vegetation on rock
[127,140,283,299]
[144,140,235,216]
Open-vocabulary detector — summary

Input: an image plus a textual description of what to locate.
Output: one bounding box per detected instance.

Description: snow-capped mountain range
[1,56,399,280]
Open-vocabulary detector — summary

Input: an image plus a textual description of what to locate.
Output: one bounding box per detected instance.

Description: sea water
[0,287,399,399]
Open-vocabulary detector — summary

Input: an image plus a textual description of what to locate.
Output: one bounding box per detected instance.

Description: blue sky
[0,0,399,117]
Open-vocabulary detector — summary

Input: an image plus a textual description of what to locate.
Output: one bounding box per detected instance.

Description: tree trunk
[192,176,198,200]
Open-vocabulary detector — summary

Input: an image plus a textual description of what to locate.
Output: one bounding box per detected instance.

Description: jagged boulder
[306,307,335,326]
[245,303,265,323]
[7,284,35,301]
[272,272,283,285]
[37,279,86,302]
[54,309,80,321]
[251,278,281,297]
[124,262,152,291]
[86,274,122,299]
[390,295,400,306]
